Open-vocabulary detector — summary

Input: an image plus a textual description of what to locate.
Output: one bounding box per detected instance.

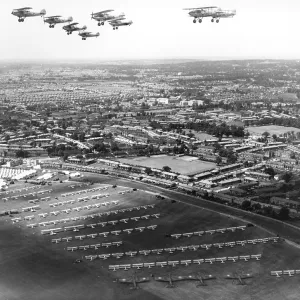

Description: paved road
[81,173,300,244]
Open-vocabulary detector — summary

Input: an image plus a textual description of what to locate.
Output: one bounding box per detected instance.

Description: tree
[278,207,290,220]
[162,166,171,172]
[216,156,222,165]
[272,134,278,141]
[241,200,252,210]
[144,167,152,175]
[15,149,29,158]
[78,133,85,142]
[110,142,119,152]
[265,167,276,178]
[282,172,293,183]
[262,131,270,139]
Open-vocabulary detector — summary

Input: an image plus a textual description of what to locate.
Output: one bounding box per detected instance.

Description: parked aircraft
[188,273,216,286]
[225,273,253,285]
[136,227,145,232]
[139,250,151,256]
[125,251,137,257]
[155,273,192,288]
[99,254,111,260]
[114,253,125,259]
[12,7,46,22]
[120,218,129,223]
[99,232,109,237]
[111,230,121,236]
[44,15,73,28]
[147,225,157,230]
[108,220,118,225]
[112,241,123,247]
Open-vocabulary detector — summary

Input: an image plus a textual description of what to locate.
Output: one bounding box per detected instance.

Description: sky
[1,0,300,61]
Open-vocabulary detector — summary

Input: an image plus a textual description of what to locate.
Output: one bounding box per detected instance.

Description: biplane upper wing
[183,6,218,10]
[15,7,32,11]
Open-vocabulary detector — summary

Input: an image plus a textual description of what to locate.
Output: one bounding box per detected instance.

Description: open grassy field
[247,125,300,136]
[1,177,300,300]
[118,155,216,175]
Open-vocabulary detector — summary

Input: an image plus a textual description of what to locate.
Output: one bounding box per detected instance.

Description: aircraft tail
[68,16,73,22]
[40,9,46,16]
[82,25,87,30]
[96,32,100,37]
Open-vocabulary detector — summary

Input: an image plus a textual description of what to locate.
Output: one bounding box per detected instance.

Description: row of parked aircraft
[11,7,133,41]
[114,271,252,289]
[105,254,261,266]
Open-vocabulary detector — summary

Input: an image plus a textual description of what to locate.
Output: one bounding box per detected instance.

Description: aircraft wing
[69,22,79,26]
[136,276,150,283]
[15,7,32,11]
[154,276,169,282]
[240,274,253,279]
[225,274,236,279]
[118,278,133,284]
[172,276,190,281]
[45,15,62,18]
[109,20,121,25]
[183,6,217,10]
[99,9,114,14]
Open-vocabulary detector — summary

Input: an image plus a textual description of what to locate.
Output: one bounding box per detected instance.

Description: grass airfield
[0,180,300,300]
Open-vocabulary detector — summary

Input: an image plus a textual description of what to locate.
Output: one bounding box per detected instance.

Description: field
[247,125,300,136]
[1,177,300,300]
[118,155,216,175]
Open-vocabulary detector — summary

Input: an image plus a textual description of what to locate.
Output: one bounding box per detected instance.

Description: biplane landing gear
[193,19,197,23]
[18,19,24,22]
[211,18,214,22]
[49,24,54,28]
[216,19,219,23]
[116,27,119,30]
[113,27,115,30]
[98,22,101,26]
[82,38,86,40]
[101,22,104,25]
[199,19,202,23]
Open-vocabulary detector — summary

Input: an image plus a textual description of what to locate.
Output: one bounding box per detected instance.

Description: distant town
[1,59,300,223]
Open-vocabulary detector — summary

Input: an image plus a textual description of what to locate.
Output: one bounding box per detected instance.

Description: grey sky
[2,0,300,60]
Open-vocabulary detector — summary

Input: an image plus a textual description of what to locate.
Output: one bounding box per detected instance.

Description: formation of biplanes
[1,180,294,292]
[11,7,133,40]
[11,5,236,41]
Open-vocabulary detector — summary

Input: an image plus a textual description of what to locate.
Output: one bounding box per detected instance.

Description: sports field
[0,177,300,300]
[247,125,300,136]
[118,155,216,175]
